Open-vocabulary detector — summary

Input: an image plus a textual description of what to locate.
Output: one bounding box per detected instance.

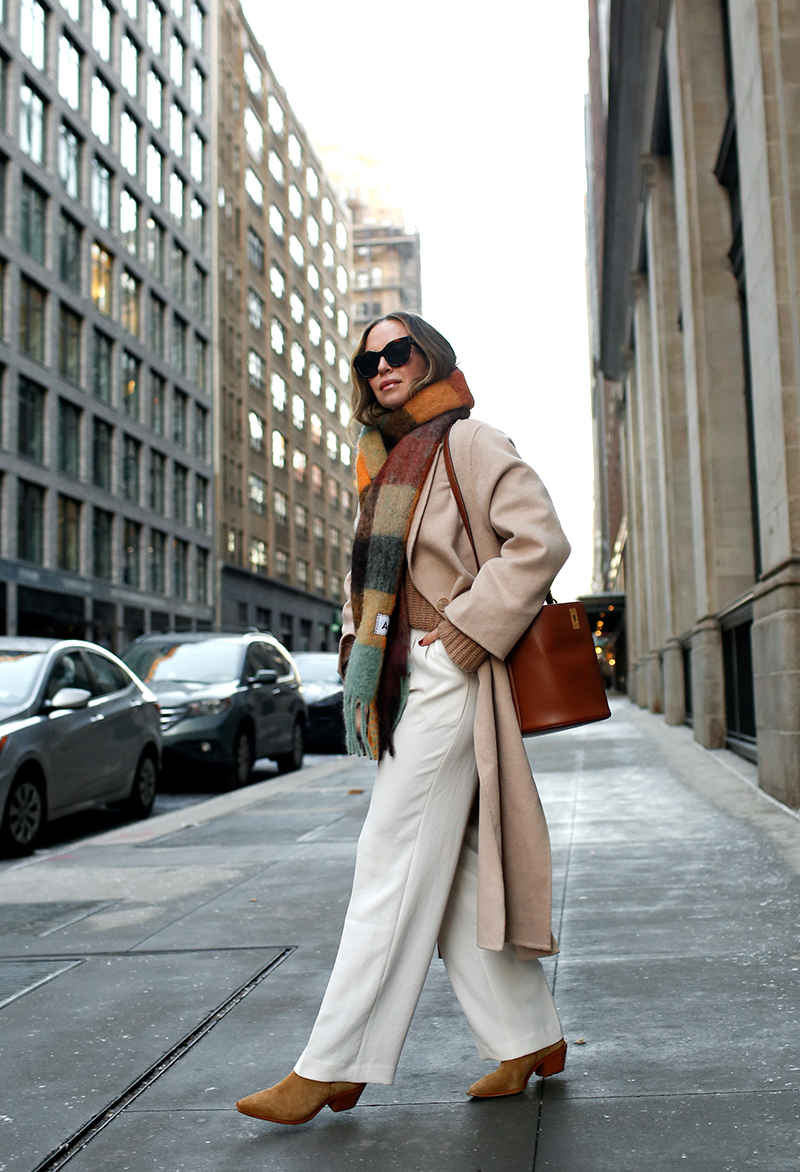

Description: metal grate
[0,959,84,1010]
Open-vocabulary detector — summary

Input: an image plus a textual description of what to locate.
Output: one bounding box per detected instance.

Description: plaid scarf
[344,370,474,759]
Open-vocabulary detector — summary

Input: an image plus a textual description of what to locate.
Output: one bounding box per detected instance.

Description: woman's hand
[418,630,442,646]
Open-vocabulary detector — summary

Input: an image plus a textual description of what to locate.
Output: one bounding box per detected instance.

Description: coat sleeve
[443,423,571,661]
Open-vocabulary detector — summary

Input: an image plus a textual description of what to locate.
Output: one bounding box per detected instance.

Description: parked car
[0,638,161,857]
[293,652,346,753]
[122,632,306,787]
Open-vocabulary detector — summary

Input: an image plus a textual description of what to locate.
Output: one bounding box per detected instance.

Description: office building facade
[215,3,355,652]
[587,0,800,805]
[0,0,215,649]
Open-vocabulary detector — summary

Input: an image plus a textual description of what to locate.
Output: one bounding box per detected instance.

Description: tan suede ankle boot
[467,1039,567,1097]
[236,1071,366,1124]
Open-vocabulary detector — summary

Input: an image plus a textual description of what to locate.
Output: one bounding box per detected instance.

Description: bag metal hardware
[569,607,580,630]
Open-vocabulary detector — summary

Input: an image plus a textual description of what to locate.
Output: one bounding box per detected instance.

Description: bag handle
[442,427,556,605]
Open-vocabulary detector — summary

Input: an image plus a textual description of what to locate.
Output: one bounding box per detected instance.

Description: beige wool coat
[340,418,571,959]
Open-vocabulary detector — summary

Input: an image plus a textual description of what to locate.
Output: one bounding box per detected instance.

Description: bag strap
[442,426,556,605]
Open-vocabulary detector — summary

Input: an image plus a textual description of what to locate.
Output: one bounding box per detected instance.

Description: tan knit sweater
[405,569,488,673]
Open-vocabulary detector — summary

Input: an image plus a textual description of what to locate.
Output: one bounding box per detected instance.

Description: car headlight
[184,697,233,719]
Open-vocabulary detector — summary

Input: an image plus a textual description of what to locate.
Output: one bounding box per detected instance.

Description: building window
[296,558,308,589]
[307,263,319,291]
[20,0,46,70]
[244,107,262,160]
[292,394,305,430]
[243,49,262,95]
[123,434,141,502]
[149,293,165,354]
[338,309,349,339]
[195,545,208,603]
[190,1,204,49]
[19,85,45,163]
[342,487,353,518]
[121,271,140,335]
[195,474,208,529]
[248,287,265,328]
[123,519,141,586]
[59,213,82,290]
[169,101,184,156]
[173,388,187,446]
[247,227,264,272]
[289,235,304,267]
[19,376,45,461]
[91,74,111,145]
[193,264,207,320]
[270,264,285,300]
[190,197,206,250]
[147,0,163,55]
[120,190,139,256]
[291,341,306,377]
[20,277,45,361]
[121,350,139,419]
[121,35,138,97]
[173,539,188,597]
[58,35,81,110]
[57,398,81,477]
[248,472,266,515]
[170,171,184,223]
[150,528,166,592]
[172,314,187,372]
[295,503,307,537]
[21,178,46,264]
[58,495,81,572]
[193,402,207,458]
[190,132,204,183]
[248,348,265,390]
[309,363,322,396]
[59,123,81,198]
[248,409,264,452]
[93,507,113,579]
[288,184,302,219]
[270,318,285,355]
[328,475,339,508]
[170,34,184,87]
[288,133,301,168]
[173,462,187,522]
[314,566,325,595]
[274,549,288,581]
[306,167,319,199]
[59,305,82,382]
[292,449,306,483]
[290,290,304,324]
[93,417,113,489]
[90,243,112,314]
[250,539,267,575]
[18,480,44,564]
[146,143,162,202]
[244,167,263,207]
[311,463,323,496]
[150,450,165,512]
[93,330,112,402]
[169,243,187,302]
[120,112,138,176]
[325,384,337,414]
[146,215,165,279]
[92,0,112,61]
[340,441,351,467]
[327,430,338,461]
[271,372,286,411]
[310,412,322,446]
[267,150,283,186]
[91,157,111,227]
[273,489,287,525]
[269,204,284,239]
[307,215,319,247]
[272,430,286,469]
[150,371,165,433]
[190,65,204,116]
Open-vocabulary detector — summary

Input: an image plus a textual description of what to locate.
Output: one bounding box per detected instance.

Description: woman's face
[365,319,429,411]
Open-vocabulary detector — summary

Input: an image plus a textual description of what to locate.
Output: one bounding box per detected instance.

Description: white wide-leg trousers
[294,633,562,1086]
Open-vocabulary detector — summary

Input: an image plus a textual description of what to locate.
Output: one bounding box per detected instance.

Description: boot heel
[328,1084,366,1113]
[535,1041,567,1077]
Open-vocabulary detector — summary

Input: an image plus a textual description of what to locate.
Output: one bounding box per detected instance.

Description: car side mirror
[50,687,92,710]
[253,668,278,685]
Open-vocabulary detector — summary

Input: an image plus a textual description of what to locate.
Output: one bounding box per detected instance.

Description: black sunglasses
[353,335,424,379]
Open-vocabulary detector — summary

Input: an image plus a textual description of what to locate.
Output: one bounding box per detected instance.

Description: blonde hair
[348,312,457,441]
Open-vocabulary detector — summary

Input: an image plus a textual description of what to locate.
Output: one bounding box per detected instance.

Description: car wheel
[226,725,254,789]
[1,773,45,857]
[122,751,158,820]
[276,720,304,775]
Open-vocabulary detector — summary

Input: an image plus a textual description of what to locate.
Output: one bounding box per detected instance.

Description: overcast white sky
[242,0,594,599]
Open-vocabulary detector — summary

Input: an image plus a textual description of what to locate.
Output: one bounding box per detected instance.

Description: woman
[236,313,571,1125]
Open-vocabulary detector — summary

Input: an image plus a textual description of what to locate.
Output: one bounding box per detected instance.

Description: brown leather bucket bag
[443,430,611,736]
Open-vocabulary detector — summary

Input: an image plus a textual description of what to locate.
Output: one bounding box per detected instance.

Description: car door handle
[272,687,281,695]
[90,713,105,723]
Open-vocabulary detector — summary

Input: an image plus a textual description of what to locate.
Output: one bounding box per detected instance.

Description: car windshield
[293,654,340,684]
[0,651,47,706]
[124,641,245,685]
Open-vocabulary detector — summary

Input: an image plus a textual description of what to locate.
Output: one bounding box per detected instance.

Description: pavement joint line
[0,946,297,961]
[28,946,296,1172]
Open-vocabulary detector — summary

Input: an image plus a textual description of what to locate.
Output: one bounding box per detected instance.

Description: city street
[2,699,800,1171]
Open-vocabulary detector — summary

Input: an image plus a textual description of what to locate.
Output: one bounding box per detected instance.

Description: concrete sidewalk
[2,698,800,1171]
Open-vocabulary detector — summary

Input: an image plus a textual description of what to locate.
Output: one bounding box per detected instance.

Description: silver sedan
[0,637,162,857]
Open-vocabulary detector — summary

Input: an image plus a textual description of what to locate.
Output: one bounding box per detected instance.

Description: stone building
[587,0,800,805]
[215,3,356,651]
[350,203,421,332]
[0,0,216,649]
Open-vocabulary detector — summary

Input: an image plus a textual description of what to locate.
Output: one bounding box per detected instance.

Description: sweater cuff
[338,633,355,680]
[438,618,488,673]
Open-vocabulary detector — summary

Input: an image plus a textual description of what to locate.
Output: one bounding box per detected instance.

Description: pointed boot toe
[236,1071,365,1125]
[467,1039,567,1098]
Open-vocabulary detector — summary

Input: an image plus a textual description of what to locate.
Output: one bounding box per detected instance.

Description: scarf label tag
[374,613,390,637]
